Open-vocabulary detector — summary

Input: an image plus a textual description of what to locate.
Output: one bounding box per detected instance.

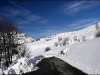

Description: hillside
[14,33,36,44]
[3,23,100,74]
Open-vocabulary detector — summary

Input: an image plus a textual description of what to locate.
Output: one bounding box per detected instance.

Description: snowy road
[22,57,87,75]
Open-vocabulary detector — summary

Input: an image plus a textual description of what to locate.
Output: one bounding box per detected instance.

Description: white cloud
[27,15,41,21]
[61,1,98,15]
[64,1,83,13]
[68,18,100,30]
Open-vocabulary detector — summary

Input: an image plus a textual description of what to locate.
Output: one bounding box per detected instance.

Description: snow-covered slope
[14,33,36,44]
[38,24,98,46]
[62,37,100,74]
[3,23,100,74]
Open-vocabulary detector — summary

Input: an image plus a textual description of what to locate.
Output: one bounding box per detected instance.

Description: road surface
[22,57,87,75]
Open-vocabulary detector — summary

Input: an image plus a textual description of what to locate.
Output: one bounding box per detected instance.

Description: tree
[54,42,58,47]
[95,30,100,37]
[0,17,19,68]
[63,37,69,42]
[95,23,99,30]
[82,36,86,41]
[58,37,62,42]
[62,37,69,46]
[73,36,77,41]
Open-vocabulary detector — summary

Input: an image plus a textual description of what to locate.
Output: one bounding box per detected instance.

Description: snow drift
[3,55,44,74]
[63,37,100,74]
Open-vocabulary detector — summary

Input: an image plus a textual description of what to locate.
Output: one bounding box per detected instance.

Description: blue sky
[0,1,100,39]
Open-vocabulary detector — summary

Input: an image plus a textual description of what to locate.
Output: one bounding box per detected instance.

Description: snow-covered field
[2,23,100,74]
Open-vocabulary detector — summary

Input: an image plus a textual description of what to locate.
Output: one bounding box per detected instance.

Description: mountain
[14,33,36,44]
[39,24,98,43]
[3,23,100,75]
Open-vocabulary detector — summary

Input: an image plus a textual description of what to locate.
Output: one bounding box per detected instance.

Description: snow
[3,55,44,74]
[14,33,35,44]
[0,69,3,75]
[2,23,100,74]
[62,37,100,74]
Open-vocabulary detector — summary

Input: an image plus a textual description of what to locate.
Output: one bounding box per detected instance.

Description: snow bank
[3,55,44,75]
[63,37,100,74]
[0,69,3,75]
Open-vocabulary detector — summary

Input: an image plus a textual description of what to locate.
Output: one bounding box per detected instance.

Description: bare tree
[0,17,19,68]
[95,30,100,37]
[54,42,58,47]
[95,23,99,30]
[63,37,69,41]
[62,37,69,46]
[73,36,77,41]
[58,37,62,42]
[82,36,86,41]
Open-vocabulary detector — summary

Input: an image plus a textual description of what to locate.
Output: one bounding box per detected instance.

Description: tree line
[0,17,19,68]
